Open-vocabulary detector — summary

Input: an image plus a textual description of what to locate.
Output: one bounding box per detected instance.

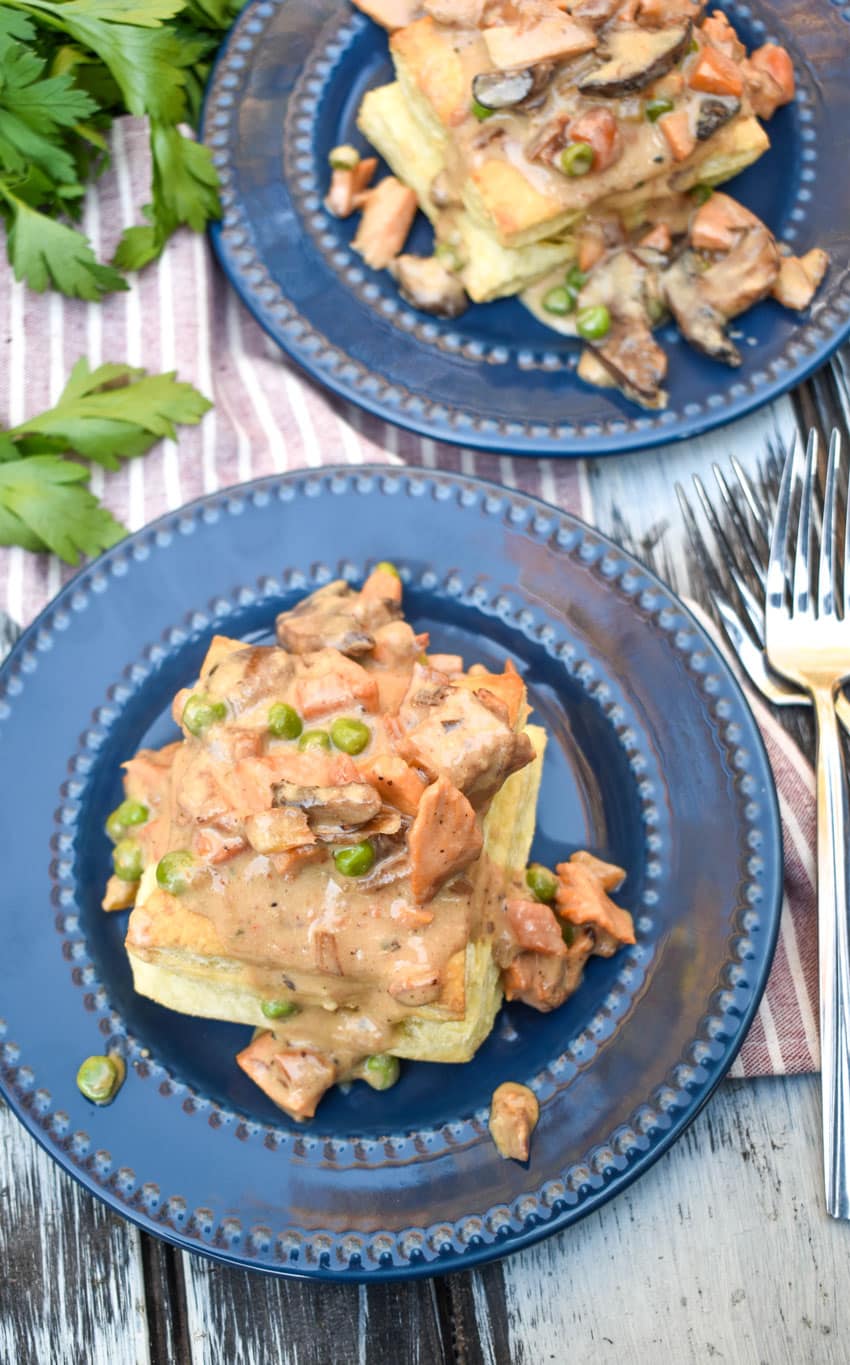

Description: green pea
[691,182,713,205]
[298,728,331,752]
[156,850,195,895]
[560,142,594,177]
[363,1053,400,1091]
[373,560,400,577]
[182,692,227,737]
[112,838,142,883]
[261,998,300,1020]
[105,798,149,842]
[576,304,611,341]
[334,841,375,877]
[434,243,462,272]
[471,98,495,121]
[77,1054,125,1104]
[328,143,360,171]
[688,36,699,52]
[526,863,558,905]
[330,717,371,755]
[542,285,576,317]
[646,96,674,122]
[268,702,303,740]
[566,265,588,291]
[647,294,667,324]
[562,921,576,948]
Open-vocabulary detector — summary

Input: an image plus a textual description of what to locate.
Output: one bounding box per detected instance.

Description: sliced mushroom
[578,22,692,96]
[695,95,741,141]
[660,253,742,364]
[591,323,669,409]
[472,67,535,109]
[573,248,669,408]
[272,779,381,828]
[388,255,469,319]
[471,61,555,110]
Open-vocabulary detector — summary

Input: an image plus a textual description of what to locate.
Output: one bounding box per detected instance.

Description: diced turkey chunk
[275,579,401,657]
[423,0,483,24]
[353,177,418,270]
[555,853,635,950]
[488,1082,539,1161]
[243,807,315,854]
[506,899,567,956]
[771,249,828,310]
[351,0,422,30]
[501,932,594,1011]
[236,1034,337,1121]
[482,11,596,69]
[388,255,469,319]
[398,665,534,807]
[408,776,483,903]
[744,43,794,119]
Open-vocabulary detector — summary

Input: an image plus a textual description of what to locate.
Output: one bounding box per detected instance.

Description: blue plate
[0,468,782,1280]
[202,0,850,457]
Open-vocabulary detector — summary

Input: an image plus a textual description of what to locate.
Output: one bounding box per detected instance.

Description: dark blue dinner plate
[201,0,850,457]
[0,468,782,1280]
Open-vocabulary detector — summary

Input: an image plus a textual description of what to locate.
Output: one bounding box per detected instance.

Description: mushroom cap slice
[578,22,692,96]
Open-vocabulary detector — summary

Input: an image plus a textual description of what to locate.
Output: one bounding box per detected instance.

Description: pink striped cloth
[0,119,818,1078]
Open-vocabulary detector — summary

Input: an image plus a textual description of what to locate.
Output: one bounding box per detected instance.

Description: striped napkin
[0,119,818,1078]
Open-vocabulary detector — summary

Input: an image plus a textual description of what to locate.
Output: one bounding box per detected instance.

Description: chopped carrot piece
[577,227,606,272]
[689,46,744,96]
[658,109,696,162]
[353,177,418,270]
[639,222,673,252]
[568,107,621,172]
[362,565,403,603]
[359,751,428,815]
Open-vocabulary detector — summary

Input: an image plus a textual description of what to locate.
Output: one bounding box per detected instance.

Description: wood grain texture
[495,1075,850,1365]
[0,1099,151,1365]
[181,1254,450,1365]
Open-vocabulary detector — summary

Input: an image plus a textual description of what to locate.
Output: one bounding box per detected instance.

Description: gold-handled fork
[764,428,850,1219]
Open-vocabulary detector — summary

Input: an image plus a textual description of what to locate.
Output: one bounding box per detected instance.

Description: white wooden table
[3,364,850,1365]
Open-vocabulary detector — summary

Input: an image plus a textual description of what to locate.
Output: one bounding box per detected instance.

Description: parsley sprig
[0,0,242,298]
[0,359,212,561]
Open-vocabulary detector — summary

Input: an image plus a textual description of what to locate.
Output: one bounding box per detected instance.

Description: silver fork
[676,460,850,734]
[765,428,850,1220]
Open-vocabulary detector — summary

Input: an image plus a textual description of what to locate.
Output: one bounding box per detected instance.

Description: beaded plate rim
[202,0,850,458]
[0,466,783,1280]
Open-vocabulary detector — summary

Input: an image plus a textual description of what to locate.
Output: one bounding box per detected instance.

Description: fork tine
[730,456,771,558]
[692,474,743,584]
[675,481,725,596]
[712,462,767,587]
[819,429,841,619]
[794,429,817,616]
[767,430,798,611]
[726,561,766,640]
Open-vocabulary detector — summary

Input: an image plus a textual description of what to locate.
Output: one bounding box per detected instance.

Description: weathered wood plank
[182,1252,450,1365]
[493,1075,848,1365]
[0,1099,151,1365]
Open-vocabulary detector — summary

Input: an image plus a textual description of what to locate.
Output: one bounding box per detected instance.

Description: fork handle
[813,690,850,1219]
